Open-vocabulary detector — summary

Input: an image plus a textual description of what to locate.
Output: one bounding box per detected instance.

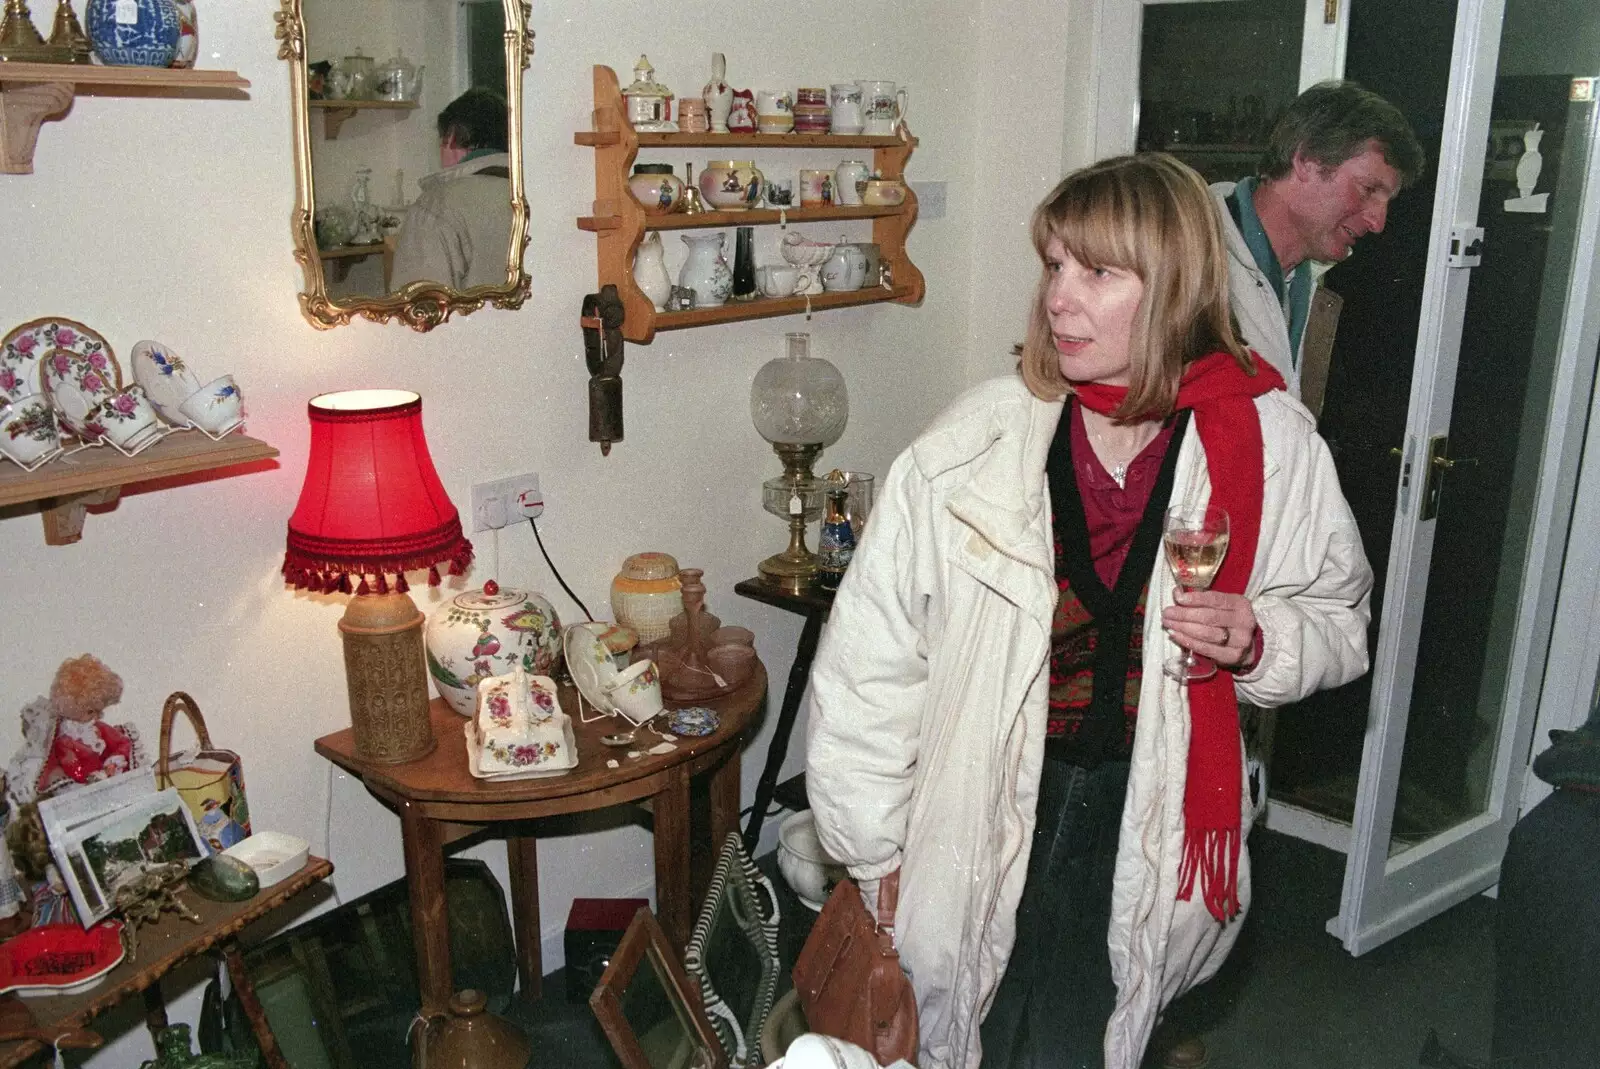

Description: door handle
[1420,434,1475,520]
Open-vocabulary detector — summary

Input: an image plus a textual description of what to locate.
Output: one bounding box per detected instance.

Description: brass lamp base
[338,591,436,764]
[758,548,818,595]
[757,440,826,594]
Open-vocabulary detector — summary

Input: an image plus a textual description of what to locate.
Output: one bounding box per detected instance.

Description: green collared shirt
[1231,177,1315,370]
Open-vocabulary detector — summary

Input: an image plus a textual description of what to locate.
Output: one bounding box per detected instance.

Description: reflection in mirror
[684,833,781,1068]
[591,908,727,1069]
[277,0,533,330]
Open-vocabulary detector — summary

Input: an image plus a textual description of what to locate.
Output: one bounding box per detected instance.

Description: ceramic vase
[424,583,562,717]
[703,52,732,134]
[627,163,684,216]
[732,226,757,301]
[679,233,733,307]
[170,0,195,67]
[85,0,180,66]
[632,232,673,312]
[698,160,764,211]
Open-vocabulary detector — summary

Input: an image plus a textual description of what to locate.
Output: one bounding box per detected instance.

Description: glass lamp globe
[750,333,849,592]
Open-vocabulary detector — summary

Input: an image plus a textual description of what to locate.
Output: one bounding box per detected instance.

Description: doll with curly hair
[7,655,142,804]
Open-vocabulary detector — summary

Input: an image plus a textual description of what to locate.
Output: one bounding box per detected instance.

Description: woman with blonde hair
[804,153,1372,1069]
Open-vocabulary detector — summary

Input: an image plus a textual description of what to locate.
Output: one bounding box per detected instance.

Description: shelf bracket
[321,106,357,140]
[0,80,73,174]
[40,486,121,545]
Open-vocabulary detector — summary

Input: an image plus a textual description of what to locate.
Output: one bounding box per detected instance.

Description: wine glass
[1162,505,1230,682]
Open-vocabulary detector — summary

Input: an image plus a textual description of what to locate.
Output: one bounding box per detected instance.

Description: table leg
[709,745,741,860]
[506,833,543,1002]
[142,984,168,1038]
[400,799,452,1015]
[743,608,826,854]
[654,765,692,951]
[225,941,291,1069]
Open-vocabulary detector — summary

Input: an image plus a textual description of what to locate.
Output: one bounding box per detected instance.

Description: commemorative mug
[857,79,908,136]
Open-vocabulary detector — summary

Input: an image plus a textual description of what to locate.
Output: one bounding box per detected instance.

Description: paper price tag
[115,0,139,23]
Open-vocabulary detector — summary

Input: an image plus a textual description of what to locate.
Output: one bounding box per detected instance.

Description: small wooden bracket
[321,105,357,140]
[0,80,73,175]
[41,486,121,545]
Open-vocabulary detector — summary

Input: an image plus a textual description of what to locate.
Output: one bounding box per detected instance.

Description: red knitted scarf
[1074,351,1286,922]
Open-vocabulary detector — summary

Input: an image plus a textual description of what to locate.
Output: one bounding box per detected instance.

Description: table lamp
[750,332,847,592]
[283,390,473,764]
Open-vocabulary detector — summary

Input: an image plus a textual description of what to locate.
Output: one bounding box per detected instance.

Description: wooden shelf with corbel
[574,64,925,344]
[0,64,250,175]
[308,97,419,140]
[0,432,277,545]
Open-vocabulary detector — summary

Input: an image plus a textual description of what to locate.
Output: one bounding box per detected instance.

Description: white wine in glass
[1163,505,1230,682]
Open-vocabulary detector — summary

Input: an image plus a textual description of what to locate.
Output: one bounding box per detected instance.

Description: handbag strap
[877,868,900,930]
[157,691,214,789]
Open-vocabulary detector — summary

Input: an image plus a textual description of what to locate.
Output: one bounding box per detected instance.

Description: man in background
[391,87,513,291]
[1211,80,1424,403]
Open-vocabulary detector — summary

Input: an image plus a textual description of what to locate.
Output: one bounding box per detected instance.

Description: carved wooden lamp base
[338,592,436,764]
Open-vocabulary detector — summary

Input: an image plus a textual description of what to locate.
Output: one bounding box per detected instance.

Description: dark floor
[511,828,1495,1069]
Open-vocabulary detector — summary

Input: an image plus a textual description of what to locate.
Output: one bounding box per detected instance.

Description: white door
[1333,0,1600,955]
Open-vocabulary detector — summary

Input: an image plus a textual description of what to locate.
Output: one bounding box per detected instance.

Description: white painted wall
[0,0,1088,1061]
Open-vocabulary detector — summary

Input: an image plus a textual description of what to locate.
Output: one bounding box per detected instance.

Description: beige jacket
[805,374,1372,1069]
[390,152,513,291]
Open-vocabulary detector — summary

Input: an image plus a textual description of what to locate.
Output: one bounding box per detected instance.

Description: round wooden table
[314,664,765,1012]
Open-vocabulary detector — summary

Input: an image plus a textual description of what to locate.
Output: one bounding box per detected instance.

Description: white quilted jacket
[804,373,1372,1069]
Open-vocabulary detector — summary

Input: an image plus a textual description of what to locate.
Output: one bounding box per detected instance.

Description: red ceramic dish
[0,921,125,996]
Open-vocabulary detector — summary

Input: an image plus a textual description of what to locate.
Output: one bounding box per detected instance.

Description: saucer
[40,348,121,442]
[562,622,621,718]
[1,317,115,403]
[130,339,203,424]
[667,706,720,737]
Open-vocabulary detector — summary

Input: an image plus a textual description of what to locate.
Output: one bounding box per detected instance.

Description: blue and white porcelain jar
[86,0,181,67]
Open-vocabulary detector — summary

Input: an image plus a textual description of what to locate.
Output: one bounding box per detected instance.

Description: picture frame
[683,833,782,1068]
[590,907,727,1069]
[48,786,206,924]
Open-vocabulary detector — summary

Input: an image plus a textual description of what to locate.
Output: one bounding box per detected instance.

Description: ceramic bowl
[861,179,907,207]
[178,375,244,439]
[130,339,203,424]
[627,167,684,216]
[779,232,835,269]
[784,1034,881,1069]
[667,706,720,737]
[698,160,765,211]
[776,810,847,910]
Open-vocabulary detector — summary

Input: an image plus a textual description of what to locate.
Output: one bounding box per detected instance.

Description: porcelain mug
[799,169,834,208]
[757,264,809,298]
[755,88,794,133]
[601,658,664,726]
[86,384,165,455]
[0,393,62,470]
[820,243,868,291]
[178,375,244,439]
[828,83,864,134]
[858,79,908,136]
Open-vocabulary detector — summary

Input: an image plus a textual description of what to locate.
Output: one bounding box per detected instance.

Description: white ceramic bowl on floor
[777,810,848,911]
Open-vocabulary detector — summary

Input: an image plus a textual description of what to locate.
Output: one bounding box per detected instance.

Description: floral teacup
[178,375,244,439]
[600,658,664,726]
[85,384,166,456]
[0,393,62,470]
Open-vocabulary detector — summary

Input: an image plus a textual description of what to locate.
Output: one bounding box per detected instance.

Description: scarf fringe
[1176,827,1241,923]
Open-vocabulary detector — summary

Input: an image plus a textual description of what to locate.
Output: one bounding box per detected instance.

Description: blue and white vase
[86,0,181,67]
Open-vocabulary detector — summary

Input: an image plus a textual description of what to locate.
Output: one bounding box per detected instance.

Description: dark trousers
[979,758,1131,1069]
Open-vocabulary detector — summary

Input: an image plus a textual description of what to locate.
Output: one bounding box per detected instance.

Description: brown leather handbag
[792,869,919,1065]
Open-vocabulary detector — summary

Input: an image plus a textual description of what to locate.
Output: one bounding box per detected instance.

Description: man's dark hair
[1260,80,1425,187]
[437,87,509,153]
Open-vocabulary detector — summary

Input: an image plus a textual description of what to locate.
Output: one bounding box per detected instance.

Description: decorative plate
[0,920,126,997]
[562,622,621,719]
[130,339,203,424]
[667,706,720,737]
[0,317,116,403]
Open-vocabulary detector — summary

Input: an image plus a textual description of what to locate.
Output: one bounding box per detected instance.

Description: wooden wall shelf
[0,65,250,175]
[308,97,419,140]
[0,432,277,545]
[574,65,925,343]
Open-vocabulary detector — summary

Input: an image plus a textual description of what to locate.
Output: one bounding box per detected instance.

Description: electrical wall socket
[470,472,542,532]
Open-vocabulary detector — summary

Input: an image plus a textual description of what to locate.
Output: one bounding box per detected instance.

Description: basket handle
[157,691,214,789]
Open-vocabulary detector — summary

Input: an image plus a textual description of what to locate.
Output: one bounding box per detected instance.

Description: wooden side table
[314,665,765,1015]
[0,858,334,1069]
[734,578,833,853]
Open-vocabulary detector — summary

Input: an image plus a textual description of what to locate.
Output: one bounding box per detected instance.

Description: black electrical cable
[528,517,595,622]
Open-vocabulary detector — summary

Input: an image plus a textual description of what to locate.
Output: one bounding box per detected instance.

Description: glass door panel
[1136,0,1305,182]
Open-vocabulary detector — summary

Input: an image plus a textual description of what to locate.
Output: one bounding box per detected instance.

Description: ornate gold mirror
[276,0,532,331]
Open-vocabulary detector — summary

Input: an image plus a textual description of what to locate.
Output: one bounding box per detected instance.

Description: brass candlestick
[0,0,69,63]
[47,0,91,64]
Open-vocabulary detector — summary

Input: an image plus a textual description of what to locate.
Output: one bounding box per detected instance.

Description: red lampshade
[284,390,473,596]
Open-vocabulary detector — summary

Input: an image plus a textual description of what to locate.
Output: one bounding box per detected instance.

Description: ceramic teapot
[373,49,425,102]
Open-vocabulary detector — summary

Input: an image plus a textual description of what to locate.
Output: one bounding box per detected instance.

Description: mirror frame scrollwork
[276,0,534,331]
